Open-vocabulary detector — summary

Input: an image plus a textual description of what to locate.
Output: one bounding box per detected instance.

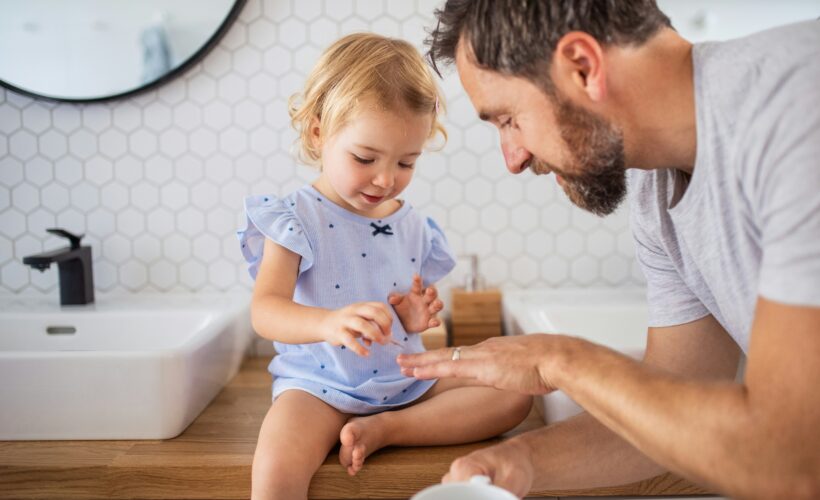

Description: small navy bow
[370,222,393,237]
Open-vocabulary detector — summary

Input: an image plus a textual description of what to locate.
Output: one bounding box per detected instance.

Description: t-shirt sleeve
[236,194,313,279]
[420,217,456,286]
[747,73,820,306]
[628,179,710,327]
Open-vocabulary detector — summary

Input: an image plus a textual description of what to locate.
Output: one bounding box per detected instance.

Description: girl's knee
[505,393,534,424]
[252,449,314,493]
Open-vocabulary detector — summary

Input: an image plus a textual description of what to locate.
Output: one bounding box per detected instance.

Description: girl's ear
[309,116,322,151]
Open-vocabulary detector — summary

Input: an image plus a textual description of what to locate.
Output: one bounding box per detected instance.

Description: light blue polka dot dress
[237,185,456,414]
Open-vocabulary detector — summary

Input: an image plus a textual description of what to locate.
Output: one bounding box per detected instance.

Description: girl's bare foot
[338,414,390,476]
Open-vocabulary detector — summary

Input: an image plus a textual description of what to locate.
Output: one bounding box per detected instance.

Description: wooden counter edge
[0,355,714,499]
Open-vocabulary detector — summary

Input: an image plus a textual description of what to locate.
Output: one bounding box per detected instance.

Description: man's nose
[501,141,532,175]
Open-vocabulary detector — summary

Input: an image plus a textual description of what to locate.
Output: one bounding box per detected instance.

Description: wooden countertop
[0,356,710,499]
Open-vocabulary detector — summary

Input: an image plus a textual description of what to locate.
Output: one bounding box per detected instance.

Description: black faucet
[23,228,95,306]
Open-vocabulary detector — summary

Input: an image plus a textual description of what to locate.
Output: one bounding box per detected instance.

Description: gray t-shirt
[627,20,820,352]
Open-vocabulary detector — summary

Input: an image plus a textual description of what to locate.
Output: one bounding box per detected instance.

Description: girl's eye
[398,162,415,169]
[501,118,512,129]
[352,154,374,164]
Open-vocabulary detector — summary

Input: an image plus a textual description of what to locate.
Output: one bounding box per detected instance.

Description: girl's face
[314,102,433,218]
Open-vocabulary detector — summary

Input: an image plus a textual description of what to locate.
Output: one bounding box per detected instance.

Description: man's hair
[427,0,671,89]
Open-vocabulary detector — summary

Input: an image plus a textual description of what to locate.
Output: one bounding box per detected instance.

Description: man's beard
[532,96,627,217]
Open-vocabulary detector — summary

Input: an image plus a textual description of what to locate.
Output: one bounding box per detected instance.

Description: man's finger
[447,457,489,483]
[411,359,484,380]
[396,347,457,367]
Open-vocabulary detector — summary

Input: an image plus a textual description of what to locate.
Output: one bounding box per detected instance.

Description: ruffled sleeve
[237,194,313,279]
[420,217,456,285]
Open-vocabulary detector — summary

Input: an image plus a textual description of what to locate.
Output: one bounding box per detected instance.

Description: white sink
[0,293,252,440]
[503,288,648,424]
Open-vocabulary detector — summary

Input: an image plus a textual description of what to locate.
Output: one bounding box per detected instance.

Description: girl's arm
[251,238,394,356]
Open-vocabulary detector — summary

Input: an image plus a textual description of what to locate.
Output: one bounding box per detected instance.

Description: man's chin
[564,184,623,217]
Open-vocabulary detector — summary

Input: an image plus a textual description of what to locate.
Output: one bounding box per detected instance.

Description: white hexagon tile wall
[0,0,645,300]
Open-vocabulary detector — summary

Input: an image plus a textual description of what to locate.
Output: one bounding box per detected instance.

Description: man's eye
[352,154,374,164]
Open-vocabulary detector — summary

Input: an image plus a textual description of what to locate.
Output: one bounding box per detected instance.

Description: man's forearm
[511,411,666,491]
[548,338,805,498]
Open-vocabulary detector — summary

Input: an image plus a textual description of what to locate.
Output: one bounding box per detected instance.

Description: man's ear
[552,32,607,102]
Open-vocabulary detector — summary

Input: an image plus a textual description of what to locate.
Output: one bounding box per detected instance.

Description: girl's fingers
[387,293,403,305]
[429,300,443,314]
[428,317,441,328]
[358,303,393,336]
[411,274,423,294]
[352,317,387,344]
[341,331,370,357]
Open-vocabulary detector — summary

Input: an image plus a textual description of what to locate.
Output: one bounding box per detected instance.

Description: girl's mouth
[361,193,384,204]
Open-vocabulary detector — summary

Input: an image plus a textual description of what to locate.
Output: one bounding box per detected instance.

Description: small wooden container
[450,287,502,346]
[420,322,447,350]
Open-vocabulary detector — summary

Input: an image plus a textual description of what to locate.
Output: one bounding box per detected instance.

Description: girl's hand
[388,274,444,334]
[320,302,394,357]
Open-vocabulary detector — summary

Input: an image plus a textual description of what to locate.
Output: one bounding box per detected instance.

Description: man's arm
[552,298,820,499]
[446,314,740,493]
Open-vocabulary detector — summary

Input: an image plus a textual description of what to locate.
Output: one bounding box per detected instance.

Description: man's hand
[388,274,444,333]
[319,302,394,356]
[398,334,581,395]
[444,437,535,498]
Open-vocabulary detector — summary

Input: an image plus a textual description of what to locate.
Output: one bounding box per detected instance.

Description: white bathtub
[502,288,648,424]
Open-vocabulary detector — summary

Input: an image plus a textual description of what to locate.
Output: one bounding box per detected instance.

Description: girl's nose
[372,169,394,189]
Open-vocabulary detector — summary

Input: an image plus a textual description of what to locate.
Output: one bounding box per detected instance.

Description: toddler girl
[238,33,532,500]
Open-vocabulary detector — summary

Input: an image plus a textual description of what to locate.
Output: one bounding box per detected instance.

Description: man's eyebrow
[478,108,503,122]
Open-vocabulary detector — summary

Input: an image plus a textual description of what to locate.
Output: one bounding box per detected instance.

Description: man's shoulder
[697,21,820,118]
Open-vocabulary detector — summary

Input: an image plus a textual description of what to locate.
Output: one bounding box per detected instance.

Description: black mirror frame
[0,0,247,104]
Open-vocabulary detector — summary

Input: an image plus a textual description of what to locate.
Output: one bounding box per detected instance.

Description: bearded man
[398,2,820,498]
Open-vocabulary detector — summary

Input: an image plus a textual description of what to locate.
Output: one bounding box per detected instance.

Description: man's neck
[608,28,697,174]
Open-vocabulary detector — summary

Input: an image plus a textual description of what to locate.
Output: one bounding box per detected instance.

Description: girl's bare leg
[253,390,348,500]
[339,380,532,475]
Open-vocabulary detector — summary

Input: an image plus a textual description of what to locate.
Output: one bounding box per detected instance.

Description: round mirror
[0,0,246,103]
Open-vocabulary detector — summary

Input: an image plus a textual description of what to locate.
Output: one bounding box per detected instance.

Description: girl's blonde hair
[288,32,447,166]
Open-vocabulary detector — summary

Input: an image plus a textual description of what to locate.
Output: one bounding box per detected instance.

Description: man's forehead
[455,42,519,120]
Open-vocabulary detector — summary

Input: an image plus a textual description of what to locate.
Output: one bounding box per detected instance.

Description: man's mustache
[529,158,559,176]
